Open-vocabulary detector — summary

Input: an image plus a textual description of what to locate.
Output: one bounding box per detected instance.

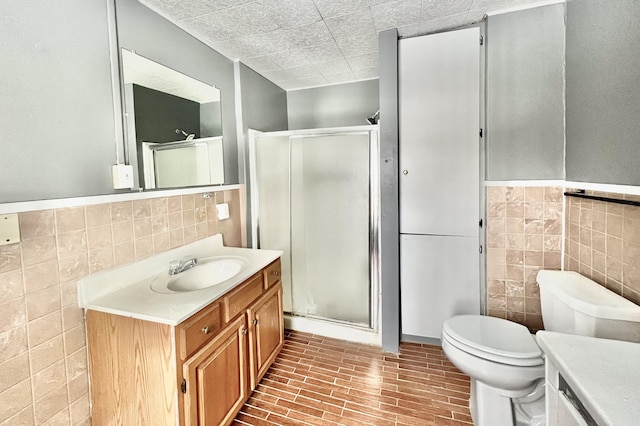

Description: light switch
[0,214,21,246]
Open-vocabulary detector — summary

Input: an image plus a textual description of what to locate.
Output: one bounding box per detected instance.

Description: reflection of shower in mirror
[175,128,195,140]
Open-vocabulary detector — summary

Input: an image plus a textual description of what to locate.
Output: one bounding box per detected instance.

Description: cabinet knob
[241,327,248,335]
[202,326,210,335]
[272,271,280,276]
[402,170,409,175]
[252,319,258,326]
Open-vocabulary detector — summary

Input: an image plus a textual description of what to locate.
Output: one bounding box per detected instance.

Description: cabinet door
[400,234,480,339]
[248,283,284,389]
[398,27,480,237]
[183,315,249,426]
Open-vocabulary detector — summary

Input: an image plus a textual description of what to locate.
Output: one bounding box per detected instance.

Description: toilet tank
[537,270,640,342]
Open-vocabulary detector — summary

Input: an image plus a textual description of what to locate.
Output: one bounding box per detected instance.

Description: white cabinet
[546,354,594,426]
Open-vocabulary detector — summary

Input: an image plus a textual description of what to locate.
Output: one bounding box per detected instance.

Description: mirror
[120,48,224,189]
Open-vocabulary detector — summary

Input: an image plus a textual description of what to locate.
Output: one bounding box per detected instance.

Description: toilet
[441,270,640,426]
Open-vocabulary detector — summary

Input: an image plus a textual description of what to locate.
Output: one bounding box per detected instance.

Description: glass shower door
[253,130,373,327]
[290,134,370,326]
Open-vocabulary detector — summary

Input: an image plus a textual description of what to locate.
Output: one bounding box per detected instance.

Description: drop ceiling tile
[314,57,351,75]
[212,2,280,37]
[313,0,369,19]
[282,64,323,79]
[261,69,295,83]
[284,21,335,48]
[205,40,244,59]
[325,10,376,40]
[397,23,422,38]
[207,0,255,12]
[420,12,469,34]
[367,0,398,6]
[301,42,345,63]
[140,0,213,21]
[345,51,378,70]
[324,71,357,84]
[262,0,322,28]
[233,31,299,56]
[470,0,541,14]
[465,10,486,24]
[354,67,378,79]
[421,0,473,20]
[241,55,281,72]
[286,75,330,89]
[335,34,378,57]
[270,49,312,69]
[184,14,239,42]
[371,0,422,31]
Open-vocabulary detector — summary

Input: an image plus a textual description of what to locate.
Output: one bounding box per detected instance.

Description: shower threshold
[284,313,380,346]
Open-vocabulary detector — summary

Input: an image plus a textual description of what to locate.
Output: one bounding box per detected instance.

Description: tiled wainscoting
[235,330,472,426]
[0,189,242,425]
[485,186,564,331]
[564,191,640,305]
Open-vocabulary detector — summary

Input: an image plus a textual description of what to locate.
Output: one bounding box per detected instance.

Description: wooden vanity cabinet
[85,258,283,426]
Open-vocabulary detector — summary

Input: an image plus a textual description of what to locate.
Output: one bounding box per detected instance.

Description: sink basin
[150,255,248,294]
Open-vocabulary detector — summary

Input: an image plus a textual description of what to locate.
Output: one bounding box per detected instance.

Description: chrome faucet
[169,256,198,275]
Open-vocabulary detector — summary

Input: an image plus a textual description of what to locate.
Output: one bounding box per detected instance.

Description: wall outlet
[0,214,21,246]
[112,164,134,189]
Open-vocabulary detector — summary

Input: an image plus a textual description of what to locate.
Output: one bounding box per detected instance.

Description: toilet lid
[442,315,543,367]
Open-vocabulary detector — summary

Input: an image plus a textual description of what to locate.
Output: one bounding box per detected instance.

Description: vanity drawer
[223,273,263,322]
[263,259,281,290]
[178,301,222,360]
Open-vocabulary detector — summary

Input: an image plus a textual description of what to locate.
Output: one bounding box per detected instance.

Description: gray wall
[239,63,288,135]
[201,102,223,137]
[238,62,288,246]
[287,80,380,130]
[379,29,400,353]
[0,0,117,203]
[485,4,565,181]
[114,0,239,184]
[566,0,640,185]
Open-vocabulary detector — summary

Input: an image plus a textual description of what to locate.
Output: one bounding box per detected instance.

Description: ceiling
[139,0,553,90]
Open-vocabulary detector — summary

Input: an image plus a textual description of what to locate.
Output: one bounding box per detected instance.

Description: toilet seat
[442,315,543,367]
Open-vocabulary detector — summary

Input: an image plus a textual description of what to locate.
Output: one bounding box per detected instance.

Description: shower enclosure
[249,127,379,333]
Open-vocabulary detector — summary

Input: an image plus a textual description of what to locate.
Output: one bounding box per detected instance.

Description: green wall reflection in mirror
[120,48,224,189]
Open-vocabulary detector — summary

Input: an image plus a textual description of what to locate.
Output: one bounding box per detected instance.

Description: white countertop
[78,235,282,325]
[537,331,640,425]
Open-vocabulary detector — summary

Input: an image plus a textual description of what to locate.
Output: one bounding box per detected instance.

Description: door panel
[400,234,480,339]
[255,135,293,312]
[399,28,480,237]
[249,284,284,389]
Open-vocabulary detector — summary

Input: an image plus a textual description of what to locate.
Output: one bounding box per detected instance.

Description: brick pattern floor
[233,329,473,425]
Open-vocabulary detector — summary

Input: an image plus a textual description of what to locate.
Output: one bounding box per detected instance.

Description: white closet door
[399,28,480,237]
[399,28,481,339]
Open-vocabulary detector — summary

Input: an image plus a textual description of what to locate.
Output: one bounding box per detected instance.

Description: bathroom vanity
[538,331,640,425]
[78,235,283,425]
